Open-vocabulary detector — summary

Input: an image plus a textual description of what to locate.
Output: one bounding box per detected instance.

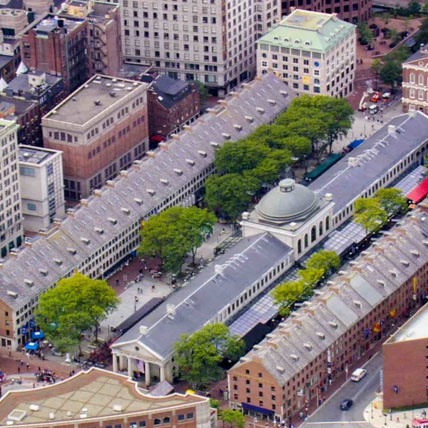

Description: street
[303,353,383,428]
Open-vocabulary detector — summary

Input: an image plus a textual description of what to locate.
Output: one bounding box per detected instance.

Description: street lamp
[383,412,387,426]
[253,417,258,428]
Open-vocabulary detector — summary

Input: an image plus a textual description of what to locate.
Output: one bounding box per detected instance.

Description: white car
[351,368,367,382]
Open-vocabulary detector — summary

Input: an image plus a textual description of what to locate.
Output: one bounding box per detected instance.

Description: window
[20,166,35,177]
[27,203,36,211]
[186,413,194,420]
[139,422,147,427]
[410,88,415,99]
[178,415,185,422]
[410,73,415,84]
[154,419,161,426]
[163,418,171,424]
[419,74,424,85]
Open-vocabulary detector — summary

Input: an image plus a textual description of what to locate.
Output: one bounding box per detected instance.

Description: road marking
[305,421,370,425]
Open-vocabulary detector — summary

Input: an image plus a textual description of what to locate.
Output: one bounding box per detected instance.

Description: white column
[112,353,118,372]
[160,365,166,382]
[119,354,125,371]
[145,361,151,386]
[128,357,133,378]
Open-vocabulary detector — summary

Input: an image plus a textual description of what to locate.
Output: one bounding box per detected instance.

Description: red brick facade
[228,242,428,419]
[148,84,200,140]
[281,0,371,24]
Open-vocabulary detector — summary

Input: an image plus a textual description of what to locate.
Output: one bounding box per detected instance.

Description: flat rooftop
[281,9,334,30]
[44,75,146,126]
[18,146,58,165]
[34,16,83,34]
[388,303,428,343]
[0,368,207,426]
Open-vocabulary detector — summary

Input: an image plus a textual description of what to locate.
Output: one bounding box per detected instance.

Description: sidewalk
[364,397,428,428]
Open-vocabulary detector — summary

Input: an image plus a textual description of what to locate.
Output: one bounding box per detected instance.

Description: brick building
[21,15,89,93]
[0,367,216,428]
[383,302,428,409]
[0,95,40,145]
[59,0,123,77]
[280,0,371,24]
[148,75,200,141]
[228,210,428,421]
[42,74,149,200]
[402,46,428,114]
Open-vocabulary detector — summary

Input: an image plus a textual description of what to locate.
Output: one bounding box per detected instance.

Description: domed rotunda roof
[256,179,320,225]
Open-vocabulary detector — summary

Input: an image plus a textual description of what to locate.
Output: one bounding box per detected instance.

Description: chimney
[93,189,102,197]
[146,150,156,158]
[53,219,61,227]
[106,180,115,187]
[159,142,168,150]
[80,198,89,207]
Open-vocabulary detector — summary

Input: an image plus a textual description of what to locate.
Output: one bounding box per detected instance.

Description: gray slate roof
[309,112,428,214]
[112,233,293,360]
[232,210,428,385]
[0,73,295,311]
[404,48,428,64]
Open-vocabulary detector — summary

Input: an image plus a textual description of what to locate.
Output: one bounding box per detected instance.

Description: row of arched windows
[297,216,330,254]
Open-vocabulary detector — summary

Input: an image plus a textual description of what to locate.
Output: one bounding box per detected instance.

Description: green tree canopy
[138,206,216,272]
[174,323,244,388]
[416,19,428,46]
[279,136,312,160]
[357,22,373,45]
[354,198,388,234]
[306,249,340,275]
[219,410,245,428]
[249,124,288,149]
[298,267,324,288]
[379,60,402,90]
[214,139,271,175]
[204,173,260,221]
[374,188,408,216]
[35,273,119,350]
[271,280,308,316]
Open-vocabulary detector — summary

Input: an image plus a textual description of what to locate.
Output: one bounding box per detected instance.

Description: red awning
[406,177,428,204]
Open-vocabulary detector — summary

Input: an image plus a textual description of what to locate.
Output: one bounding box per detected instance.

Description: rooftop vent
[245,115,254,122]
[290,354,299,361]
[94,99,101,106]
[316,332,325,339]
[256,107,265,113]
[160,178,169,185]
[38,268,48,276]
[377,279,385,286]
[186,159,195,166]
[54,258,62,265]
[173,168,183,175]
[108,217,117,225]
[233,124,243,131]
[267,99,276,105]
[400,259,409,266]
[328,321,338,328]
[198,150,207,157]
[24,279,34,287]
[146,189,155,195]
[411,250,420,257]
[134,198,143,205]
[81,237,90,245]
[95,227,104,234]
[113,404,123,412]
[303,343,312,351]
[222,133,231,139]
[139,325,148,335]
[353,300,362,308]
[210,141,219,148]
[67,248,77,255]
[276,366,285,373]
[7,290,17,298]
[121,207,131,215]
[390,270,397,277]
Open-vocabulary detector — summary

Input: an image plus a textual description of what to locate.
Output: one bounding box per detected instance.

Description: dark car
[340,399,353,410]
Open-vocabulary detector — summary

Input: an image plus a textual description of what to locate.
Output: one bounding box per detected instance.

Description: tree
[386,45,411,63]
[371,59,383,90]
[425,154,428,175]
[408,0,421,15]
[379,60,402,90]
[280,136,312,161]
[375,188,408,216]
[271,280,307,316]
[415,18,428,47]
[174,323,244,388]
[219,410,245,428]
[35,273,119,350]
[298,267,324,288]
[354,198,388,234]
[204,173,260,221]
[214,139,271,175]
[389,28,401,45]
[423,2,428,13]
[306,249,341,275]
[250,124,288,149]
[139,206,216,272]
[357,22,373,45]
[193,80,209,105]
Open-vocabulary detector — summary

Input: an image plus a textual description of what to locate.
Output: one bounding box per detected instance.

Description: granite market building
[0,73,294,350]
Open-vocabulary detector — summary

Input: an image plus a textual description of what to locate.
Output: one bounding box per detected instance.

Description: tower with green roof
[256,8,356,97]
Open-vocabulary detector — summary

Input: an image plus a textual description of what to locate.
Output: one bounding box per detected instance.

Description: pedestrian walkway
[364,397,428,428]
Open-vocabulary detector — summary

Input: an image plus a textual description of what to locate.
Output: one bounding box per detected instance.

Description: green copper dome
[256,179,320,225]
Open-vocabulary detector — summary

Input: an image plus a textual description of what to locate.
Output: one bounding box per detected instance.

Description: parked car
[371,92,381,103]
[340,399,353,410]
